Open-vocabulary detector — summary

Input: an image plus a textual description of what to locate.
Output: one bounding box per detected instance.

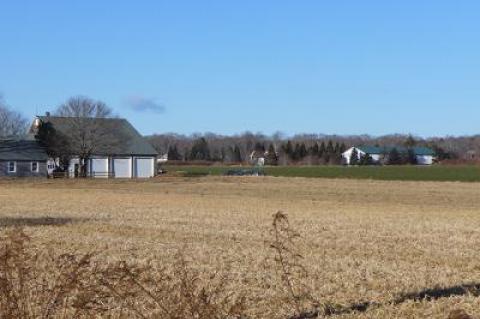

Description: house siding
[416,155,434,165]
[0,160,48,177]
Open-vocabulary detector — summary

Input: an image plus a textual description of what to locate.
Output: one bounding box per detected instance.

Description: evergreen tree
[429,144,453,161]
[189,137,210,160]
[387,148,402,165]
[326,140,334,154]
[406,148,417,165]
[318,142,326,158]
[332,142,343,164]
[359,153,373,165]
[292,143,301,161]
[282,140,294,158]
[298,143,308,159]
[334,142,340,155]
[319,142,326,153]
[291,143,308,161]
[266,143,278,165]
[349,148,359,165]
[167,145,182,161]
[309,142,319,156]
[232,145,242,162]
[404,135,417,148]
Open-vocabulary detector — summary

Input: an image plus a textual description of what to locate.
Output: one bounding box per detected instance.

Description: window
[7,161,16,173]
[31,162,39,172]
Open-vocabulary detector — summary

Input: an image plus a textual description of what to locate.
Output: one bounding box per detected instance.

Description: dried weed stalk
[0,227,247,319]
[0,228,115,318]
[268,211,319,317]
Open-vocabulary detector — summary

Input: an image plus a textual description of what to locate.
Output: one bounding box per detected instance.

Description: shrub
[0,228,246,319]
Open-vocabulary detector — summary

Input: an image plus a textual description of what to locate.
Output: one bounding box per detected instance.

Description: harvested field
[1,176,480,318]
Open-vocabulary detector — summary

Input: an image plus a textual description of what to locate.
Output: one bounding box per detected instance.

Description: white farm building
[342,146,436,165]
[34,116,158,178]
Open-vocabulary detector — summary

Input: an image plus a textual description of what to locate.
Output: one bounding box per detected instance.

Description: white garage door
[90,158,108,178]
[135,158,153,178]
[113,158,131,178]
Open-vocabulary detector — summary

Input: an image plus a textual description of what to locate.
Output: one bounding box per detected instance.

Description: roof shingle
[37,116,158,156]
[0,140,48,161]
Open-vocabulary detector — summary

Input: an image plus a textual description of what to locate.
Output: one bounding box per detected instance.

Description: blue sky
[1,1,479,137]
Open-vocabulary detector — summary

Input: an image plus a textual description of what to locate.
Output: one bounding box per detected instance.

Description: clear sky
[1,1,479,137]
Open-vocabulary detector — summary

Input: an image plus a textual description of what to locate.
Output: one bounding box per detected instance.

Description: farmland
[1,177,480,318]
[165,164,480,182]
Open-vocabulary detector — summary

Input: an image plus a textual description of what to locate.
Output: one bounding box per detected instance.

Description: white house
[249,150,265,166]
[342,146,436,165]
[34,116,158,178]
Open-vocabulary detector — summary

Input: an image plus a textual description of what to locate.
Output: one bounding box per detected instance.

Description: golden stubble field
[1,176,480,318]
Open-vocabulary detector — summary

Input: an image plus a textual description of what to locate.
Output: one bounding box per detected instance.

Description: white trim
[7,161,16,173]
[31,161,39,173]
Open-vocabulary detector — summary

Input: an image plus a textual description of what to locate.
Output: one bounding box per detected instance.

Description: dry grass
[1,176,480,318]
[0,227,248,319]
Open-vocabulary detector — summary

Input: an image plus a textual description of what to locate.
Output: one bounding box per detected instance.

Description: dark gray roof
[0,140,48,161]
[37,116,158,156]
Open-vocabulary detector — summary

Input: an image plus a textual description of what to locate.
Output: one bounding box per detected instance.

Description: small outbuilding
[0,139,49,177]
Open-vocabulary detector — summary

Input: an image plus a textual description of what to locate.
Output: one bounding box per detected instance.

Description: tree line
[164,137,348,165]
[147,132,469,165]
[1,95,479,165]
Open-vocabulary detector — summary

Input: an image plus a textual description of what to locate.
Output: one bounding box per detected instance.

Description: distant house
[33,116,158,178]
[249,150,266,166]
[342,146,436,165]
[249,149,279,166]
[0,139,49,177]
[465,150,477,161]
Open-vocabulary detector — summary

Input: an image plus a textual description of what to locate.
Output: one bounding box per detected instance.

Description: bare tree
[39,96,124,176]
[55,96,112,118]
[147,130,478,164]
[0,96,28,138]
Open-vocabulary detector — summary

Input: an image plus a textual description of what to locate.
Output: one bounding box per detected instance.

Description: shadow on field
[290,282,480,319]
[0,216,88,228]
[394,282,480,303]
